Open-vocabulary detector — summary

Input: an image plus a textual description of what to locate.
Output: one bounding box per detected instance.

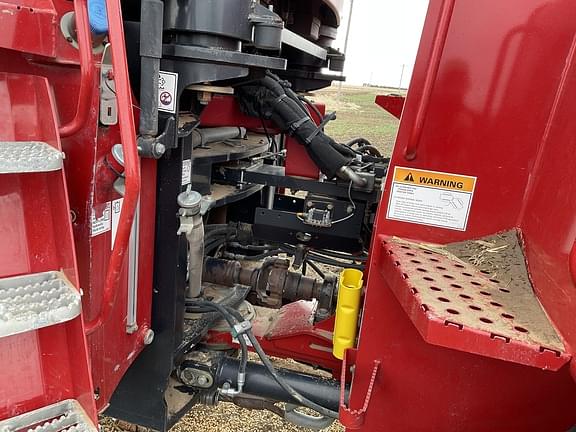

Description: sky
[333,1,430,88]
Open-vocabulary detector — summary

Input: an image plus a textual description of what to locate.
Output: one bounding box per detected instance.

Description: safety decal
[91,202,112,237]
[386,167,477,231]
[158,71,178,113]
[182,159,192,186]
[111,198,123,250]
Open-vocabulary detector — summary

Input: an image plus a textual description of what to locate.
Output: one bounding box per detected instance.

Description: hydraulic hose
[188,300,341,419]
[223,305,340,419]
[237,73,366,187]
[186,301,248,395]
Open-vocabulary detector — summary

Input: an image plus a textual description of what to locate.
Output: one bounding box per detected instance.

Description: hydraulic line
[217,357,345,412]
[237,72,366,186]
[224,305,341,419]
[186,301,248,396]
[187,300,341,418]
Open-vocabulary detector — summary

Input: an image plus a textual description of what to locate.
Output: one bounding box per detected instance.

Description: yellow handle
[332,268,364,360]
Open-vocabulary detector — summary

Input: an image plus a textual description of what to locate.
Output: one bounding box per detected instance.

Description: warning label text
[387,167,477,231]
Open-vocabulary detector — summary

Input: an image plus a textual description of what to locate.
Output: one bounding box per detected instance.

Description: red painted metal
[0,72,97,423]
[352,0,576,430]
[84,0,141,334]
[58,0,94,137]
[374,94,405,120]
[338,349,379,430]
[404,0,455,161]
[0,0,154,411]
[0,0,58,58]
[200,95,278,133]
[378,235,569,370]
[284,102,323,179]
[200,94,321,178]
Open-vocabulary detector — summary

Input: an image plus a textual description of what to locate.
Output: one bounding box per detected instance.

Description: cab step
[0,271,81,338]
[378,233,570,370]
[0,400,97,432]
[0,141,63,174]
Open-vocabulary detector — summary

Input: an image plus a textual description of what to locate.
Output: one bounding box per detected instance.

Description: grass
[309,85,403,156]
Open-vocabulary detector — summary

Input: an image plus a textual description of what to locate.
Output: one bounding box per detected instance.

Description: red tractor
[1,0,576,431]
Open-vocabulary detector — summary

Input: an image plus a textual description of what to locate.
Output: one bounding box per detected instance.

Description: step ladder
[0,73,97,426]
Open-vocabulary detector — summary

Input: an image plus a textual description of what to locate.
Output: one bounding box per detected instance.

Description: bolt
[181,369,196,385]
[154,142,166,157]
[197,375,209,386]
[143,329,155,345]
[327,204,334,210]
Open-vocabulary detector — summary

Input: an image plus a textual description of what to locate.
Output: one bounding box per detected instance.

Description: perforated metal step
[0,271,81,338]
[0,141,63,174]
[379,232,570,370]
[0,399,96,432]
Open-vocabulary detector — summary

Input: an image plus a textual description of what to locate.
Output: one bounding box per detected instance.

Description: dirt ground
[101,84,400,432]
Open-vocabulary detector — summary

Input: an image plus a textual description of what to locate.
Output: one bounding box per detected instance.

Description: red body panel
[200,95,321,179]
[0,0,153,414]
[375,95,405,120]
[352,0,576,430]
[284,103,323,179]
[0,73,96,421]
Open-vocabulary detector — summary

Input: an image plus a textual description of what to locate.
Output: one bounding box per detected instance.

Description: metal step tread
[0,141,63,174]
[0,399,96,432]
[0,271,81,338]
[379,232,569,369]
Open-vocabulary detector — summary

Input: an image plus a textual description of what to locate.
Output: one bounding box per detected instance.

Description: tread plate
[0,141,63,174]
[0,399,96,432]
[0,271,81,338]
[379,233,569,369]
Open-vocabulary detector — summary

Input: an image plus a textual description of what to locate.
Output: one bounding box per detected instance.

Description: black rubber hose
[314,249,369,262]
[205,224,229,231]
[187,301,248,386]
[298,95,323,122]
[188,300,341,418]
[205,239,227,255]
[223,306,340,419]
[357,145,382,157]
[304,259,325,279]
[205,228,234,239]
[253,75,353,179]
[346,137,373,147]
[307,256,365,270]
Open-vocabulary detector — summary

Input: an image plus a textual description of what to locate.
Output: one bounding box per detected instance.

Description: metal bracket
[100,44,118,126]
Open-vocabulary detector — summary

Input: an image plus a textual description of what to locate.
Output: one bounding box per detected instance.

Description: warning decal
[158,71,178,114]
[91,202,112,237]
[387,167,477,231]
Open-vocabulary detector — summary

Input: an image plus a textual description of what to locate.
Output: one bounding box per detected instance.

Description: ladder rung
[0,399,96,432]
[0,271,81,338]
[0,141,63,174]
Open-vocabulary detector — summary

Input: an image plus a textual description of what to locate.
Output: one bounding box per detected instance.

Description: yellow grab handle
[332,268,364,360]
